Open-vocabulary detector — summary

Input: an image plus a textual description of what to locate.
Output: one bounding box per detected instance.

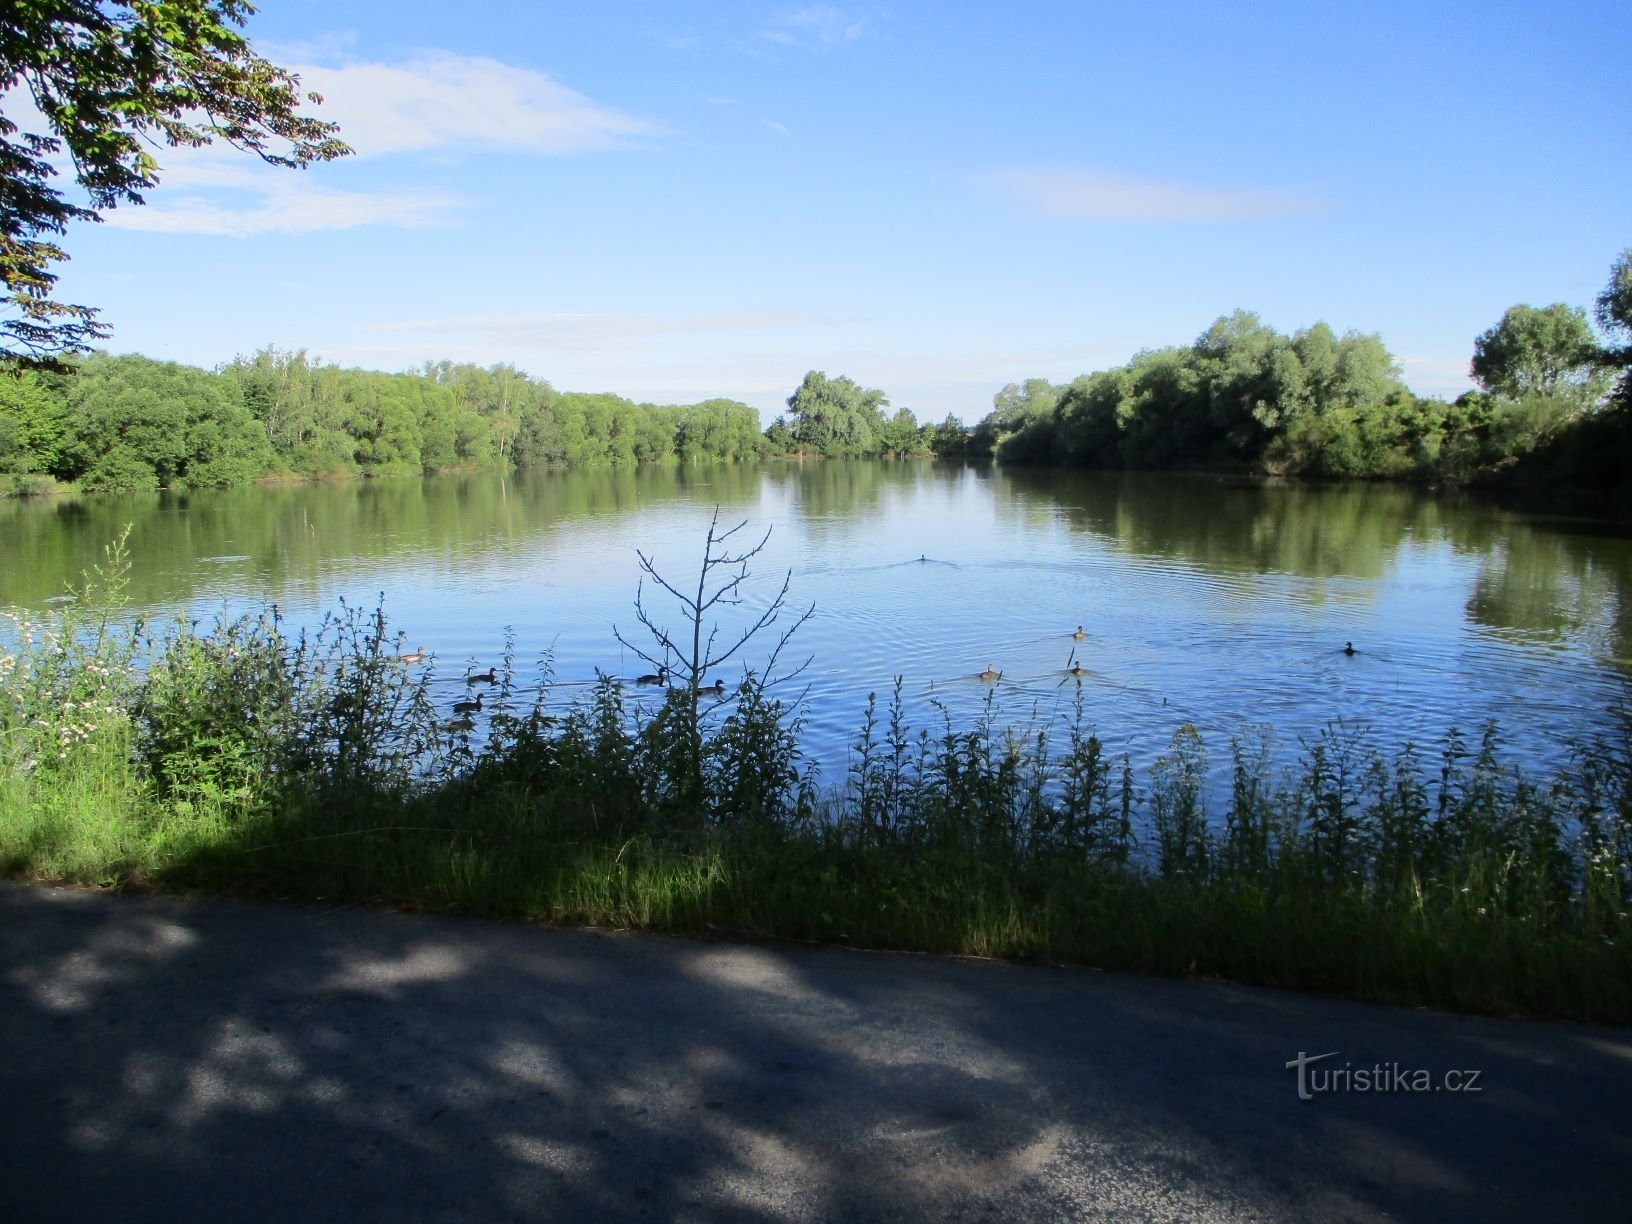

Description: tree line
[2,249,1628,496]
[0,351,961,495]
[0,349,769,493]
[948,250,1632,496]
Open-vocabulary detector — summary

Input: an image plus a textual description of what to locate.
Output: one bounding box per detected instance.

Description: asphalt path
[1,883,1627,1221]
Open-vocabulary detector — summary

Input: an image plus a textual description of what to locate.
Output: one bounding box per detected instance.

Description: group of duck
[977,625,1092,684]
[633,665,727,696]
[406,625,1360,721]
[395,646,728,728]
[976,628,1358,684]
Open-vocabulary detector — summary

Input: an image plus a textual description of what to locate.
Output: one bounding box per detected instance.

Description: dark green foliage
[976,251,1632,499]
[62,353,273,490]
[987,315,1417,475]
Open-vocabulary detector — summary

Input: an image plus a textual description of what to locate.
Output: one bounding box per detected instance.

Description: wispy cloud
[369,309,834,352]
[988,167,1323,223]
[102,159,466,236]
[761,118,791,136]
[95,52,652,237]
[761,5,869,47]
[646,30,703,51]
[297,53,657,157]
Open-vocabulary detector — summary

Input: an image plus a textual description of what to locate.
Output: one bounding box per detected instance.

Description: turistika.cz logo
[1285,1051,1484,1101]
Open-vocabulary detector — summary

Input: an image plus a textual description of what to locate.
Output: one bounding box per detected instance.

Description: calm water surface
[3,462,1629,788]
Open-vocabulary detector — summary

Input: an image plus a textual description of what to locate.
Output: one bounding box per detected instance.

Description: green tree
[879,407,923,457]
[785,371,888,456]
[1470,304,1605,401]
[0,1,348,363]
[0,367,67,474]
[762,415,795,455]
[1596,249,1632,388]
[58,353,269,489]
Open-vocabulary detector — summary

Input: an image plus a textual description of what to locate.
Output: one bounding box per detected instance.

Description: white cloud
[761,118,791,136]
[988,167,1322,223]
[103,183,464,237]
[762,6,869,47]
[97,153,467,236]
[91,52,652,237]
[296,53,657,157]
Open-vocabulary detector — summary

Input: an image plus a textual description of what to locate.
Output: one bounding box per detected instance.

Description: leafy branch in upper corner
[0,2,351,365]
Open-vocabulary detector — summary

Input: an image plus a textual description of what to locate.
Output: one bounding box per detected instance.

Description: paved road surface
[1,883,1627,1221]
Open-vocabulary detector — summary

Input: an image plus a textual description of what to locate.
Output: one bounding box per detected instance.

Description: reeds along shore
[2,539,1630,1023]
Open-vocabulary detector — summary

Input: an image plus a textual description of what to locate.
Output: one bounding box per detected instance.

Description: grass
[2,537,1630,1024]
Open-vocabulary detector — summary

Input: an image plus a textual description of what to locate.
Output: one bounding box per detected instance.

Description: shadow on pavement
[2,883,1627,1221]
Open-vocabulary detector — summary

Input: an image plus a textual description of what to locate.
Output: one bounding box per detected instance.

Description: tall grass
[2,540,1629,1022]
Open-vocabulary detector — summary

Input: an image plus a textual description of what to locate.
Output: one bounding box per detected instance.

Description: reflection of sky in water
[2,466,1629,796]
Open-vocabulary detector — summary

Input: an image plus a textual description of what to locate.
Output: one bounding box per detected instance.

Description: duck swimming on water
[452,692,484,716]
[467,668,497,685]
[636,665,669,686]
[396,645,426,663]
[1073,626,1086,640]
[979,663,1002,682]
[1343,641,1356,657]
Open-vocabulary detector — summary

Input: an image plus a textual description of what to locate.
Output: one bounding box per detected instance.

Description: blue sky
[51,0,1632,422]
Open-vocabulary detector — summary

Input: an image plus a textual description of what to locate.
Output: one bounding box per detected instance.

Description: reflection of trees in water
[999,468,1439,580]
[995,467,1632,665]
[4,462,1631,668]
[0,464,764,610]
[1466,526,1632,664]
[763,459,974,545]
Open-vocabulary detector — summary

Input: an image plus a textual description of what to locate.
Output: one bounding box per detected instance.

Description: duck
[1067,662,1088,678]
[396,645,426,663]
[979,663,1002,682]
[1073,626,1086,640]
[467,668,497,685]
[694,678,726,697]
[636,665,669,686]
[451,692,484,716]
[1343,641,1356,657]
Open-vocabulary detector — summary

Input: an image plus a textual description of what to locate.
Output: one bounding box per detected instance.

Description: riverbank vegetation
[0,349,769,495]
[951,250,1632,507]
[6,248,1626,503]
[3,537,1628,1023]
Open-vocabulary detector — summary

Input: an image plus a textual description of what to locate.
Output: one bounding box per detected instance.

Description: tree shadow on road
[1,885,1627,1222]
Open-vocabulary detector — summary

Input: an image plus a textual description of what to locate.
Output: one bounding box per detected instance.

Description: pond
[2,461,1629,790]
